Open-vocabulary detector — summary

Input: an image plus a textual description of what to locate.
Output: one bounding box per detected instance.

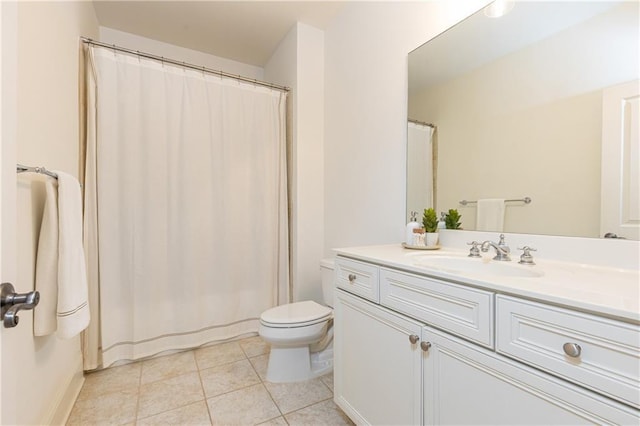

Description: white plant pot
[425,232,439,247]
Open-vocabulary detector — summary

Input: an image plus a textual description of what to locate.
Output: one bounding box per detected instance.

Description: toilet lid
[260,301,332,327]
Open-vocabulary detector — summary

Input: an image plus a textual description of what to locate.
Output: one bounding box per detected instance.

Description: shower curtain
[82,45,289,369]
[407,122,435,215]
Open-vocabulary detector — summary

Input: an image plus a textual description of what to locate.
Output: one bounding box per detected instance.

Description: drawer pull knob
[348,274,356,283]
[563,342,582,358]
[409,334,420,344]
[421,341,432,352]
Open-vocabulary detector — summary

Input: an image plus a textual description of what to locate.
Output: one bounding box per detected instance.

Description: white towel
[50,171,91,339]
[33,179,59,336]
[476,199,505,232]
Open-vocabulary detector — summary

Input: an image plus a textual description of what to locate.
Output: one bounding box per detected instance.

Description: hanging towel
[476,199,505,232]
[55,171,90,339]
[33,179,60,336]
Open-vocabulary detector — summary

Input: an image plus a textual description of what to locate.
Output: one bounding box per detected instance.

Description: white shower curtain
[407,122,435,215]
[83,45,289,368]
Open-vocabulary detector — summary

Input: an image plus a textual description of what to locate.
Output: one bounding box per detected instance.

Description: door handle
[1,282,40,328]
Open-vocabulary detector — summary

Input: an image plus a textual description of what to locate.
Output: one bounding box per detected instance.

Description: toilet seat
[260,300,332,329]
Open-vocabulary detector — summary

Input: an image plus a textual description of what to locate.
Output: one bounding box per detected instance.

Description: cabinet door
[422,326,639,425]
[335,289,422,425]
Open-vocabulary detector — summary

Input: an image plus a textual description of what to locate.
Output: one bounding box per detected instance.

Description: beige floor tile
[285,399,354,426]
[195,341,246,370]
[67,389,138,425]
[207,383,281,425]
[137,371,204,419]
[77,362,141,402]
[257,416,288,426]
[140,350,197,384]
[264,377,333,414]
[71,338,348,426]
[137,400,211,425]
[319,372,334,391]
[200,358,261,398]
[239,335,270,358]
[248,353,269,381]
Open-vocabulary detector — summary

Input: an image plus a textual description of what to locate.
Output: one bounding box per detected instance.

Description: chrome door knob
[420,341,432,352]
[409,334,419,344]
[563,342,582,358]
[1,282,40,328]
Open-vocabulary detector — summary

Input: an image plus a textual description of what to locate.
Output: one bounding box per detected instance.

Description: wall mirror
[407,1,639,239]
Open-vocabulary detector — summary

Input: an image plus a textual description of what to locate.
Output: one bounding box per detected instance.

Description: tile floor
[67,335,353,425]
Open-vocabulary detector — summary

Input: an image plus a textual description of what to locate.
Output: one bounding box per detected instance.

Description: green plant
[444,209,462,229]
[422,208,438,233]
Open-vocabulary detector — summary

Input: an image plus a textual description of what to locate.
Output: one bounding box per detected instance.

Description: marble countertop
[334,244,640,324]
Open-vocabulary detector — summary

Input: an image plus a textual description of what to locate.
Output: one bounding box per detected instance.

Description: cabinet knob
[563,342,582,358]
[409,334,420,344]
[420,341,432,352]
[348,274,356,283]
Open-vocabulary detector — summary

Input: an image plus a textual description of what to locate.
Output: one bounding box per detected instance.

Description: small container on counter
[405,211,421,244]
[412,227,426,246]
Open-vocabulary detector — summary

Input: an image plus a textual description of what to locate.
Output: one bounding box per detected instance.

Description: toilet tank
[320,258,335,307]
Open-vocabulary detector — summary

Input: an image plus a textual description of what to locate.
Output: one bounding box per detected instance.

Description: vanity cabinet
[333,256,640,425]
[379,267,494,348]
[334,290,422,425]
[422,325,637,425]
[496,295,640,409]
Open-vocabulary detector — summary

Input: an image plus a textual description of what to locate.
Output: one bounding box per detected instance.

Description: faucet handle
[498,234,506,245]
[517,246,537,265]
[467,241,481,258]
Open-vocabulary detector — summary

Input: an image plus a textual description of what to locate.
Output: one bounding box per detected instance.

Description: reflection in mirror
[407,120,436,217]
[407,1,639,239]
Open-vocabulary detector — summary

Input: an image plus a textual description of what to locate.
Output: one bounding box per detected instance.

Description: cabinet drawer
[380,268,494,348]
[335,257,379,303]
[496,295,640,409]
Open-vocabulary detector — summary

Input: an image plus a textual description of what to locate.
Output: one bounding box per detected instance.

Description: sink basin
[414,256,543,278]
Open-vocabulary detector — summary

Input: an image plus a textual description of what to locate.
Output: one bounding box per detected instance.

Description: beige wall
[10,2,99,424]
[266,23,326,303]
[323,1,488,254]
[409,3,638,238]
[99,27,265,80]
[0,1,19,421]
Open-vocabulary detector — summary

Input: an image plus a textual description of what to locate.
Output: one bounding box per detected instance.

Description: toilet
[259,259,335,383]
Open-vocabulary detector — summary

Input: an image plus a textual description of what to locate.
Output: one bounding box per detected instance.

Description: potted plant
[422,208,439,246]
[444,209,462,230]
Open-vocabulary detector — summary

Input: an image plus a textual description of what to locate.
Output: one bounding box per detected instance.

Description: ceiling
[408,1,621,91]
[92,1,346,67]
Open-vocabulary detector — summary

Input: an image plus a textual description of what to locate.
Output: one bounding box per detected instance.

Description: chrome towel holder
[16,163,58,180]
[459,197,532,206]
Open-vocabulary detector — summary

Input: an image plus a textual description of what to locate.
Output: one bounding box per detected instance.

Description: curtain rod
[408,119,436,129]
[80,37,290,93]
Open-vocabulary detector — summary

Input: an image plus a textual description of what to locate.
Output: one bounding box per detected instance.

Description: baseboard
[44,357,85,426]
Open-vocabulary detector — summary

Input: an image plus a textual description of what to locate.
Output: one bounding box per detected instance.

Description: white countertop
[334,244,640,324]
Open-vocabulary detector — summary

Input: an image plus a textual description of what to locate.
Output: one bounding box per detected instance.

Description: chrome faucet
[480,234,511,261]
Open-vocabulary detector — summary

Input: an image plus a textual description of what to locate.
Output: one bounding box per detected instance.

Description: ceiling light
[484,0,515,18]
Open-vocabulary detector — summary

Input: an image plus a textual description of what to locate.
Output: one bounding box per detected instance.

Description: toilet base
[265,345,333,383]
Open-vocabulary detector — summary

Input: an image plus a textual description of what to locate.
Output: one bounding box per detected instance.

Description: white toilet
[259,259,335,383]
